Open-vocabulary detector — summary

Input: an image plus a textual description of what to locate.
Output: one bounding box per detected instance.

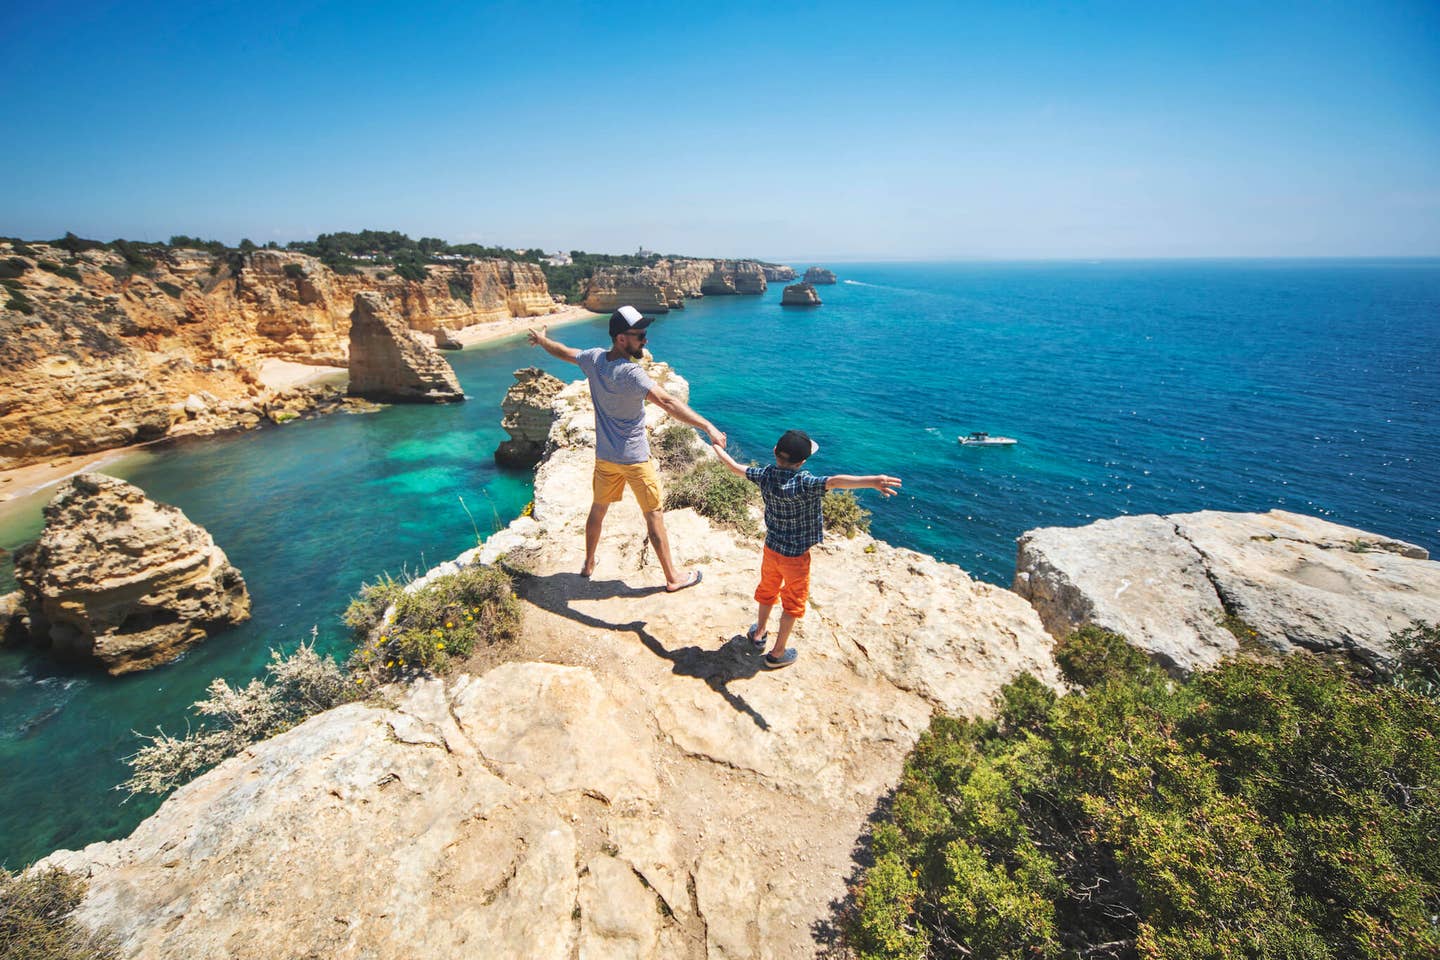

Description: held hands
[871,475,903,497]
[706,425,727,449]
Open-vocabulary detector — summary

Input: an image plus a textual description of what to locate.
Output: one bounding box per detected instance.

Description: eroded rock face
[802,266,837,284]
[761,264,796,282]
[0,242,555,469]
[13,474,250,674]
[1014,509,1440,675]
[44,362,1061,958]
[582,259,768,312]
[494,367,564,469]
[346,292,464,403]
[780,282,821,306]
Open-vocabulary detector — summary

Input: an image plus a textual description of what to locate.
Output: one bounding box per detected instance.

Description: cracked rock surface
[41,360,1060,958]
[1014,509,1440,675]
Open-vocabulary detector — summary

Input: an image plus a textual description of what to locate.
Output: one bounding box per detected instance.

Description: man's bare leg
[583,501,609,577]
[768,612,798,657]
[643,509,697,590]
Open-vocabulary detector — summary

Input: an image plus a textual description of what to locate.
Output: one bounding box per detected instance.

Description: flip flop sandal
[745,623,769,652]
[665,569,703,593]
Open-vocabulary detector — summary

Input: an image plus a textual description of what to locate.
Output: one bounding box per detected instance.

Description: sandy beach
[0,306,602,505]
[445,304,601,347]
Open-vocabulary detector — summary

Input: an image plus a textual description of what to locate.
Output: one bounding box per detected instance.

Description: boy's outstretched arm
[527,326,581,364]
[825,474,903,497]
[710,443,748,478]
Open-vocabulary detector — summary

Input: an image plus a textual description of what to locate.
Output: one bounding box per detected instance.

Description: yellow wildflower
[445,622,454,629]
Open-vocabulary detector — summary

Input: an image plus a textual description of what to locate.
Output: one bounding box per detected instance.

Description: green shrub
[1053,624,1153,687]
[0,866,118,960]
[393,258,428,282]
[847,643,1440,960]
[36,260,83,282]
[822,489,871,537]
[0,257,29,279]
[348,564,521,679]
[100,264,130,281]
[653,423,701,475]
[664,459,758,535]
[1390,621,1440,701]
[122,642,356,796]
[156,281,183,298]
[282,263,304,280]
[446,276,472,303]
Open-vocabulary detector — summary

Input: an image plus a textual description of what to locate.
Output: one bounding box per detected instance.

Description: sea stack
[12,473,251,674]
[495,367,565,468]
[802,266,837,284]
[347,291,464,403]
[762,264,797,282]
[781,282,822,306]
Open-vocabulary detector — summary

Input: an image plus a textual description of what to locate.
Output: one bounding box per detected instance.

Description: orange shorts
[755,546,812,619]
[593,459,663,512]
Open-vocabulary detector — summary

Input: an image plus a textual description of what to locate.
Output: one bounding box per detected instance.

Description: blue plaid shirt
[745,464,830,557]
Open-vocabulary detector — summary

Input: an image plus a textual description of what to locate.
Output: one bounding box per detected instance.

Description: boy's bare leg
[583,502,609,576]
[643,509,696,589]
[754,602,774,636]
[769,613,798,656]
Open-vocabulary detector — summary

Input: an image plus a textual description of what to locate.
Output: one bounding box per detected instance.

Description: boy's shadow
[518,571,770,731]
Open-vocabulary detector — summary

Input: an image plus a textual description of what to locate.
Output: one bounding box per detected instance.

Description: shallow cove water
[2,259,1438,866]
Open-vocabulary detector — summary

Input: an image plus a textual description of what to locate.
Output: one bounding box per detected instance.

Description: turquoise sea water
[3,259,1438,866]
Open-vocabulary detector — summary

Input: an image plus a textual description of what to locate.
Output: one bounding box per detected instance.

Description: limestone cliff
[494,367,565,468]
[13,473,250,674]
[761,264,796,282]
[581,259,769,312]
[41,362,1062,959]
[802,266,837,284]
[0,242,558,469]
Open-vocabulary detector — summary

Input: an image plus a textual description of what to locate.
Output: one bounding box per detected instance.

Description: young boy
[711,430,901,669]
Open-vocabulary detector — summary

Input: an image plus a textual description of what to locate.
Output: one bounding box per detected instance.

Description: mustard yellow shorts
[593,459,663,513]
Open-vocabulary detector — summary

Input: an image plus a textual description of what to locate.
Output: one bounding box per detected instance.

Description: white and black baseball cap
[609,305,655,337]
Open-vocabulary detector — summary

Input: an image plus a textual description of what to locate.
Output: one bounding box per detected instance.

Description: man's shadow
[517,571,770,730]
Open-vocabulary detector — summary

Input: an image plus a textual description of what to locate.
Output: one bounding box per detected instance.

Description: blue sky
[3,0,1437,259]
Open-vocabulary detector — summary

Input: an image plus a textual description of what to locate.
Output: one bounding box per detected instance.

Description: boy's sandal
[763,648,798,670]
[745,623,769,652]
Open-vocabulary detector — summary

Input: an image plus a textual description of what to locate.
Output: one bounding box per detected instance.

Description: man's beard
[627,344,645,360]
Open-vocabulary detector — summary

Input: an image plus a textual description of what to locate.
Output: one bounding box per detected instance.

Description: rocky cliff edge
[40,362,1061,960]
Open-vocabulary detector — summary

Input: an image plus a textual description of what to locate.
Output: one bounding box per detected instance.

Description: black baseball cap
[775,429,819,463]
[609,305,655,337]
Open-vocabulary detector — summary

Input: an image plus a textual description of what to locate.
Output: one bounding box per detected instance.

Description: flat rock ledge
[41,361,1061,959]
[1014,509,1440,675]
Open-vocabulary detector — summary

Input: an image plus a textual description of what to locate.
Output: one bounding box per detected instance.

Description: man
[528,305,725,592]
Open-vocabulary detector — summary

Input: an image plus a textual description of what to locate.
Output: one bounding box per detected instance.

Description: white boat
[958,431,1017,446]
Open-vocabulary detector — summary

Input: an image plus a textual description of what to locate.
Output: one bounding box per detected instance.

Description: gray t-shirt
[576,347,657,464]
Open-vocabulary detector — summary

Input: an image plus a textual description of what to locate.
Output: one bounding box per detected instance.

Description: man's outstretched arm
[646,385,726,449]
[527,326,581,364]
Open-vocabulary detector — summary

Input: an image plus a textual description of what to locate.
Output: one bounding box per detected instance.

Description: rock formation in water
[780,282,822,306]
[12,473,250,674]
[346,292,464,403]
[761,264,796,282]
[494,367,565,468]
[1014,509,1440,676]
[0,241,558,469]
[39,362,1061,958]
[433,327,462,350]
[803,266,837,284]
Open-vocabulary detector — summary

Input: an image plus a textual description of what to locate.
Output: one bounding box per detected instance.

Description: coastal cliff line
[0,241,559,470]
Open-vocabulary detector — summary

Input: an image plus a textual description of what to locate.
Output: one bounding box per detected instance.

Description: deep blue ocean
[2,259,1437,866]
